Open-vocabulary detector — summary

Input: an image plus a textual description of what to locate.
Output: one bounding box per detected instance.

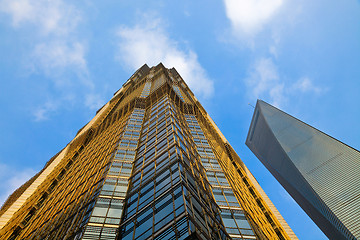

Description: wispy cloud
[33,100,58,122]
[115,15,214,99]
[0,163,36,207]
[31,41,89,81]
[85,93,105,111]
[223,0,284,36]
[0,0,81,35]
[0,0,87,76]
[246,57,285,107]
[223,1,327,108]
[245,58,325,107]
[292,77,327,94]
[0,0,102,120]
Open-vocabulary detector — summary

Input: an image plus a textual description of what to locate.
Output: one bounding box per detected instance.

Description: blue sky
[1,0,359,239]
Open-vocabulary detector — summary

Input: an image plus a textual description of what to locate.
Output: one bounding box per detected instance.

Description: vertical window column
[140,81,152,98]
[82,108,145,240]
[185,115,257,240]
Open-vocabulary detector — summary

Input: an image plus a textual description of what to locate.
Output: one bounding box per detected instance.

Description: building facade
[0,64,296,240]
[246,100,359,240]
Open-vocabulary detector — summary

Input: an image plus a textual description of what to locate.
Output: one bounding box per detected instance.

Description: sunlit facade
[246,100,359,240]
[0,64,296,239]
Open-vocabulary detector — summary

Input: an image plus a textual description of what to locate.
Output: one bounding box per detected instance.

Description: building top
[246,99,359,239]
[1,65,297,240]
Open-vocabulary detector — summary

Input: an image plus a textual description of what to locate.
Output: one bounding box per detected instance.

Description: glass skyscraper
[246,100,359,240]
[0,64,296,240]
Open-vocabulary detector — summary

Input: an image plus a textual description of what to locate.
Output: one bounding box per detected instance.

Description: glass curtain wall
[185,115,257,240]
[119,95,228,240]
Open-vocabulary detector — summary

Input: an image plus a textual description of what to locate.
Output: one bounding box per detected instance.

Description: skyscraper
[246,100,359,240]
[0,64,296,240]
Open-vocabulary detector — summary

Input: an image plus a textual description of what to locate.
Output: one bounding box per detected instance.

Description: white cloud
[31,41,90,86]
[0,163,36,207]
[0,0,80,36]
[223,0,284,36]
[0,0,87,78]
[0,0,102,119]
[33,100,58,122]
[0,0,89,78]
[115,16,214,99]
[246,57,286,107]
[33,42,86,72]
[85,93,105,111]
[269,83,286,107]
[245,58,327,107]
[269,45,278,58]
[292,77,326,94]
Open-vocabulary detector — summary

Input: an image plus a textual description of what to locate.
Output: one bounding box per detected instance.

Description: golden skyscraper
[0,64,296,240]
